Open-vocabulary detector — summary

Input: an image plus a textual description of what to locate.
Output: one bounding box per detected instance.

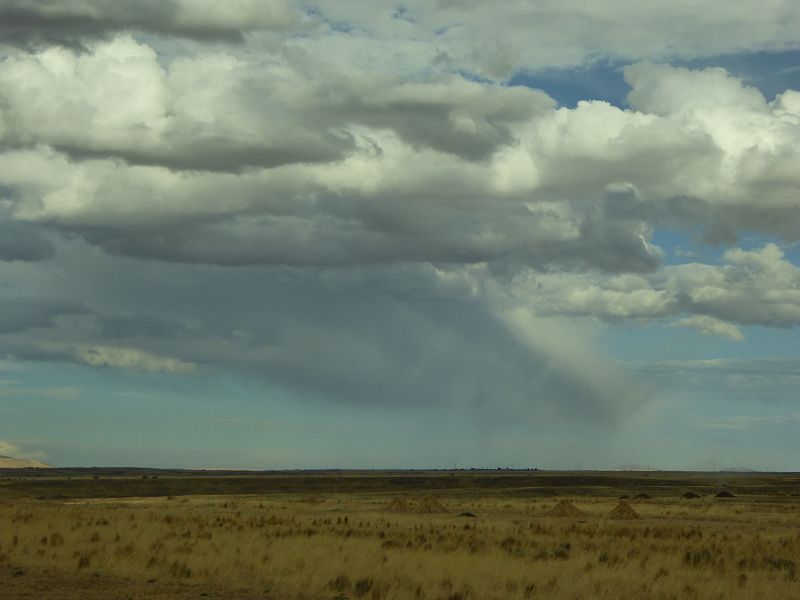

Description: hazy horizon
[1,1,800,471]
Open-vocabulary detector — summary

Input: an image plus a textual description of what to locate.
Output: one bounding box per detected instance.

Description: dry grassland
[1,487,799,599]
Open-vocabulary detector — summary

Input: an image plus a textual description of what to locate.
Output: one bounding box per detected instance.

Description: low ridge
[0,456,50,469]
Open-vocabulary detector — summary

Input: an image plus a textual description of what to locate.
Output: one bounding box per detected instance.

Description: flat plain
[0,469,798,599]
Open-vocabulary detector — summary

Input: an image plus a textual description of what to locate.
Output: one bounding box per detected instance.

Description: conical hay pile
[547,499,584,517]
[607,501,640,520]
[415,496,448,513]
[387,497,412,511]
[715,490,735,498]
[634,493,651,500]
[682,491,701,499]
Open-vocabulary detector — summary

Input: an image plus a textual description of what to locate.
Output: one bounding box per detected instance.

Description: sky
[0,0,799,471]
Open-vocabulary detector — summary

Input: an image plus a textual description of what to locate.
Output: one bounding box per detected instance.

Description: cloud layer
[2,38,799,275]
[518,244,800,339]
[1,2,799,440]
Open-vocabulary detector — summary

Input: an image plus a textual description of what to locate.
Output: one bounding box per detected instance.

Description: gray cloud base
[0,0,295,49]
[0,247,640,422]
[0,218,54,261]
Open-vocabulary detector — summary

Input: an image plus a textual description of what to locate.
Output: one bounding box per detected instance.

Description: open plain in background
[1,469,799,599]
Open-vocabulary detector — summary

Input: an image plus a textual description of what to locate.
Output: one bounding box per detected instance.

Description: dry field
[0,472,799,599]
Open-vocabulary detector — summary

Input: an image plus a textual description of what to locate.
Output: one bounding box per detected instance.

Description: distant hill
[614,464,658,471]
[721,467,757,473]
[0,455,50,468]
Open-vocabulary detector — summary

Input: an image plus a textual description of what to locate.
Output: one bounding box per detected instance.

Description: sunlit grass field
[0,475,800,600]
[1,475,799,599]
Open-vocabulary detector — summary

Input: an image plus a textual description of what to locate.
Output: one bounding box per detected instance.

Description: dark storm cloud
[0,297,86,334]
[0,219,54,261]
[242,295,632,422]
[0,0,295,49]
[0,242,641,422]
[95,313,196,340]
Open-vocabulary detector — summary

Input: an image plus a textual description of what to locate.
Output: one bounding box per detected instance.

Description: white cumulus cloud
[75,346,195,374]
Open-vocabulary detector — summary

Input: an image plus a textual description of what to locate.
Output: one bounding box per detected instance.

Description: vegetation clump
[547,500,584,518]
[414,496,448,513]
[606,501,640,520]
[387,497,412,512]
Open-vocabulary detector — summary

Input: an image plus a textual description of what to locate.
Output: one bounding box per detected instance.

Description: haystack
[607,501,640,520]
[415,496,448,513]
[618,495,631,500]
[634,493,651,500]
[681,492,701,499]
[387,496,412,512]
[547,499,584,517]
[715,490,735,498]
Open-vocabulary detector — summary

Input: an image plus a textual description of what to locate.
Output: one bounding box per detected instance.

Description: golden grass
[0,493,798,599]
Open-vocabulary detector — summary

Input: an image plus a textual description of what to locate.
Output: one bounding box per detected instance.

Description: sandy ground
[0,564,276,600]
